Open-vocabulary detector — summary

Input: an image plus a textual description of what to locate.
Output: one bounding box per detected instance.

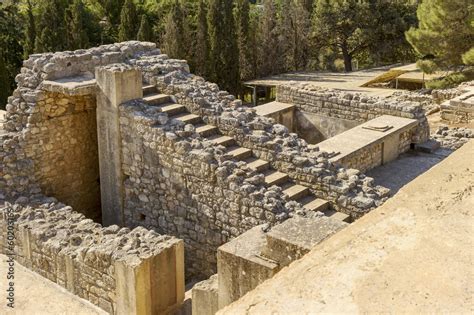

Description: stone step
[208,135,235,147]
[142,84,157,96]
[264,171,289,186]
[325,210,352,223]
[160,103,187,115]
[300,196,330,212]
[174,113,202,124]
[143,93,171,105]
[227,146,253,160]
[196,124,218,137]
[246,158,270,172]
[283,184,309,201]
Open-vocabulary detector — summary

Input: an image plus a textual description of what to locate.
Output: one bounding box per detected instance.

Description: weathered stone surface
[192,274,219,315]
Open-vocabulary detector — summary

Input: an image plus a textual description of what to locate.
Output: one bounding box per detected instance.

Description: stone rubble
[432,126,474,150]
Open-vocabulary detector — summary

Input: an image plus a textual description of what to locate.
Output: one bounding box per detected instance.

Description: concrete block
[192,274,219,315]
[217,225,279,309]
[115,240,184,315]
[262,216,347,267]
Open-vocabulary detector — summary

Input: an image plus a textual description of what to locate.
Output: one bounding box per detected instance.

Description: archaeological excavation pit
[2,42,460,315]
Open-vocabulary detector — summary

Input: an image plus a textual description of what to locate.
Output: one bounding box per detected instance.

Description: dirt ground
[220,140,474,314]
[0,254,106,315]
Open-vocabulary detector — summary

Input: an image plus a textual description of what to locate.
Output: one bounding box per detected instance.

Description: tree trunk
[341,43,353,72]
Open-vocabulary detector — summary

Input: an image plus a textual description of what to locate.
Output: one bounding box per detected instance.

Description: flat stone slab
[317,115,418,162]
[262,216,347,267]
[41,74,97,96]
[254,101,295,117]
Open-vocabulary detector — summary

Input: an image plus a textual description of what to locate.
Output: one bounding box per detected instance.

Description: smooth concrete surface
[262,216,347,267]
[192,274,219,315]
[217,225,280,309]
[96,66,142,226]
[218,140,474,314]
[245,67,398,97]
[42,75,97,96]
[254,101,295,132]
[0,254,106,315]
[317,115,418,162]
[295,111,360,144]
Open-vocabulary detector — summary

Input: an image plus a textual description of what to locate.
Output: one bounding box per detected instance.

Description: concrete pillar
[115,241,185,315]
[95,65,143,226]
[192,275,219,315]
[217,225,280,309]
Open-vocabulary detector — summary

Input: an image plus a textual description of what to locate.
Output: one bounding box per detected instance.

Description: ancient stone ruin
[2,41,455,314]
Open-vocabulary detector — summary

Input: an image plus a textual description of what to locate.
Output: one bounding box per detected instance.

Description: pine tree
[312,0,370,72]
[194,0,210,78]
[118,0,139,42]
[258,0,279,76]
[162,1,186,59]
[67,0,90,50]
[24,0,36,58]
[208,0,240,95]
[406,0,474,71]
[235,0,252,82]
[35,0,68,53]
[137,15,153,42]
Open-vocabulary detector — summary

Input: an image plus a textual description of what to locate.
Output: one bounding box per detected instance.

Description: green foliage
[34,0,68,53]
[66,0,90,50]
[118,0,139,42]
[162,0,186,59]
[24,0,36,58]
[194,0,210,78]
[208,0,240,95]
[235,0,253,81]
[137,14,153,41]
[258,0,279,76]
[426,69,474,89]
[0,2,23,108]
[406,0,474,71]
[416,59,438,74]
[462,48,474,66]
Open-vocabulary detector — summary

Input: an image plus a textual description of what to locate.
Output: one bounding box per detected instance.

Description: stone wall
[146,71,390,217]
[276,84,430,144]
[0,200,184,314]
[26,91,100,220]
[119,100,305,279]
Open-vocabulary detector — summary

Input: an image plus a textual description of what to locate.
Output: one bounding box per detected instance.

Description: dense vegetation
[0,0,472,108]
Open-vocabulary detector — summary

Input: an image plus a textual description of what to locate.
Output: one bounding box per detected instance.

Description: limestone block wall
[1,42,167,208]
[149,71,390,217]
[0,201,184,314]
[276,84,430,144]
[119,101,304,279]
[25,91,100,220]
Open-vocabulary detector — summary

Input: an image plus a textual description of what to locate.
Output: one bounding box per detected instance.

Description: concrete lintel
[41,75,97,96]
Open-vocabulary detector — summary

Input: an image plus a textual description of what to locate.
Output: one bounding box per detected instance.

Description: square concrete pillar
[192,274,219,315]
[261,216,347,267]
[115,240,185,315]
[96,64,143,226]
[217,225,280,309]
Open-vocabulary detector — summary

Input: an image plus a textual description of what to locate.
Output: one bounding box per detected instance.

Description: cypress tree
[67,0,89,50]
[118,0,139,42]
[35,0,67,53]
[235,0,252,82]
[208,0,240,95]
[162,1,186,59]
[137,15,153,42]
[24,0,36,57]
[194,0,210,78]
[258,0,279,76]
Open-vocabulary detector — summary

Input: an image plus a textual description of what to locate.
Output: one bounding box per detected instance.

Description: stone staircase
[142,85,351,222]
